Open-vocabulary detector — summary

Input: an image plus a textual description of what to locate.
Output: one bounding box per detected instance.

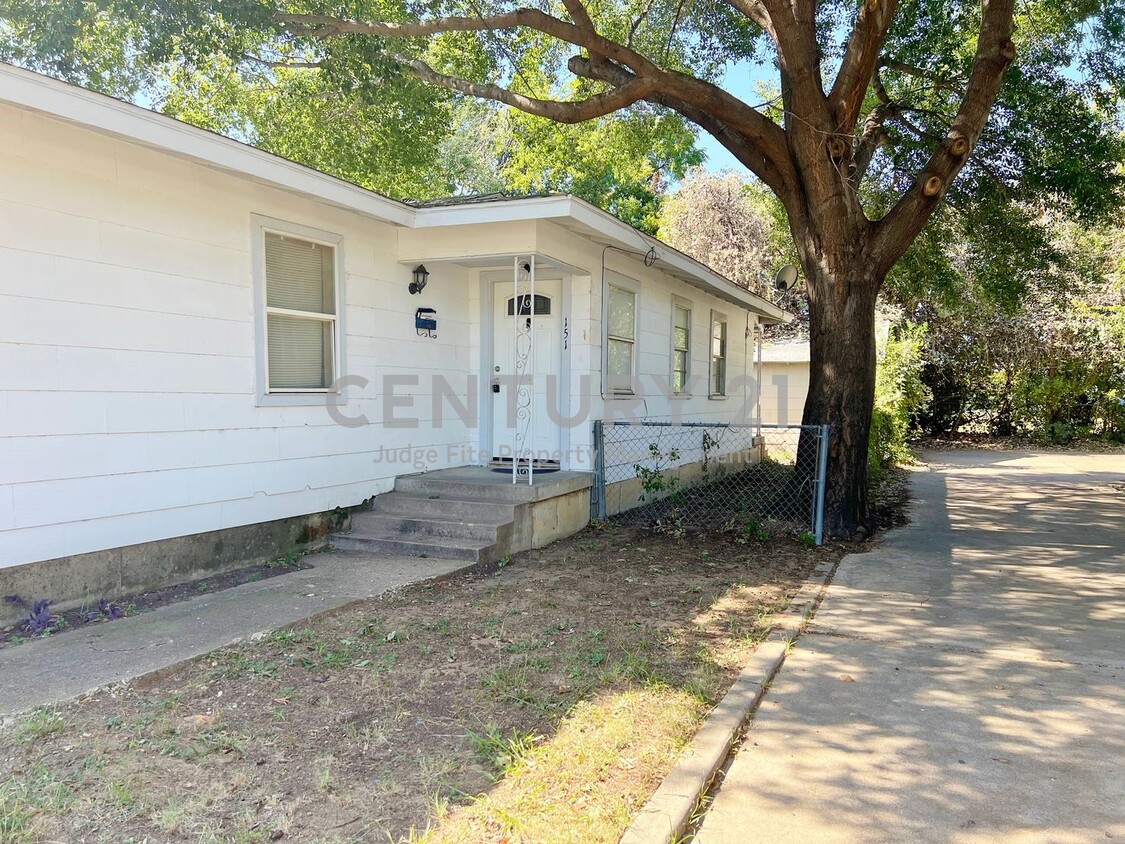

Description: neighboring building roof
[0,62,788,322]
[760,341,811,363]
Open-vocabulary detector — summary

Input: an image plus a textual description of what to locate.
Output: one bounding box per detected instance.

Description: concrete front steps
[330,466,592,564]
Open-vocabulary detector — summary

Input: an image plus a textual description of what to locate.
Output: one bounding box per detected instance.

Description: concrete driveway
[694,450,1125,843]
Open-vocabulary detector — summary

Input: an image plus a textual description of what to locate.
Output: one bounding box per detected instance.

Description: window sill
[708,394,728,401]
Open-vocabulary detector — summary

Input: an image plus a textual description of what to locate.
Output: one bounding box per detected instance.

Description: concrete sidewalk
[694,450,1125,843]
[0,550,468,718]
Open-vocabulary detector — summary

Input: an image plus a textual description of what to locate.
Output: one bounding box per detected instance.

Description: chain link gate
[591,421,831,544]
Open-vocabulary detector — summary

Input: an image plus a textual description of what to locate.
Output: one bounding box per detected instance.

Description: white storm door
[491,279,563,464]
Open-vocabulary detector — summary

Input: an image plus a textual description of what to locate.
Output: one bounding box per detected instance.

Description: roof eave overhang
[414,196,792,323]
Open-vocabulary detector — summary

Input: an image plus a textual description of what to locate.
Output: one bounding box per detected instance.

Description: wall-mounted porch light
[409,264,430,295]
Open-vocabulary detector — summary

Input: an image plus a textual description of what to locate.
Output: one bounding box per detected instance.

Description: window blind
[265,233,334,314]
[264,231,337,391]
[267,315,333,389]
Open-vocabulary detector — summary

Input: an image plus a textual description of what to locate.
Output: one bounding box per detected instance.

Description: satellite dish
[774,264,799,291]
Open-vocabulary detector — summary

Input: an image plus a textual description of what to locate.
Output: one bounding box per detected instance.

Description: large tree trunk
[800,263,881,538]
[785,206,884,539]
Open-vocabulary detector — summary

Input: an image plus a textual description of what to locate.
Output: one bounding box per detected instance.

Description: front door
[491,279,563,467]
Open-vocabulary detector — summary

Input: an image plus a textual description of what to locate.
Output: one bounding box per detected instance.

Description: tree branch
[871,0,1016,274]
[279,10,662,79]
[722,0,774,35]
[830,0,899,131]
[567,54,793,194]
[243,53,321,69]
[884,60,967,97]
[396,53,655,123]
[280,6,803,207]
[851,103,895,185]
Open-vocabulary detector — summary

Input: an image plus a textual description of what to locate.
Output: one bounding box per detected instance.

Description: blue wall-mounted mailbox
[415,307,437,338]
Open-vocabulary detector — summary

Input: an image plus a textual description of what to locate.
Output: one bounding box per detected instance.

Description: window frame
[671,296,693,396]
[603,272,639,396]
[709,310,728,399]
[251,214,345,406]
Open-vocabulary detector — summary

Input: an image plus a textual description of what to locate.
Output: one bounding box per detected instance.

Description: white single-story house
[759,340,811,426]
[0,62,788,616]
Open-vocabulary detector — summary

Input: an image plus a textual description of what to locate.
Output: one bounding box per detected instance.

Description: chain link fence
[591,421,830,544]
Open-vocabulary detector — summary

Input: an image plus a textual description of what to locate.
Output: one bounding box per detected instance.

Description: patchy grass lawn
[0,522,847,843]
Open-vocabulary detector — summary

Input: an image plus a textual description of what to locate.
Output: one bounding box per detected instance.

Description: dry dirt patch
[0,523,847,843]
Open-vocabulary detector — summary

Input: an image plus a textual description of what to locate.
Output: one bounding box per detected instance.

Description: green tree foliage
[892,212,1125,442]
[914,269,1125,442]
[160,57,456,198]
[446,100,700,232]
[0,0,701,218]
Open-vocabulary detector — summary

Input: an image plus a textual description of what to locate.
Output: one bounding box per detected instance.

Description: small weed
[417,754,459,792]
[615,648,656,684]
[154,798,189,833]
[14,707,65,743]
[313,637,368,667]
[634,444,684,503]
[265,550,304,569]
[107,778,135,808]
[737,521,769,543]
[316,755,335,792]
[271,627,314,646]
[579,649,608,667]
[426,618,452,637]
[798,531,817,547]
[481,660,549,711]
[149,692,182,712]
[79,597,126,624]
[502,638,544,655]
[467,725,541,777]
[653,516,686,538]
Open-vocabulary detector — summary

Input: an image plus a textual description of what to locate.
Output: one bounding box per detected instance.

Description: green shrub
[870,322,930,478]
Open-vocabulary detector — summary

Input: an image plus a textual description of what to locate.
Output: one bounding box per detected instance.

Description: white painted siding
[760,362,810,426]
[534,221,760,429]
[0,104,475,568]
[0,93,775,570]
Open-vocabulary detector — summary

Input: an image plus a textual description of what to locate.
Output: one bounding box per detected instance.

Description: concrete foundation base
[0,508,352,626]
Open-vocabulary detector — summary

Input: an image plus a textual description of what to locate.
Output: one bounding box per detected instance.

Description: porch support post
[513,256,535,485]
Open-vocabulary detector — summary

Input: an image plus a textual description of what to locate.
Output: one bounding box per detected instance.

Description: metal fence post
[813,424,830,545]
[592,420,607,521]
